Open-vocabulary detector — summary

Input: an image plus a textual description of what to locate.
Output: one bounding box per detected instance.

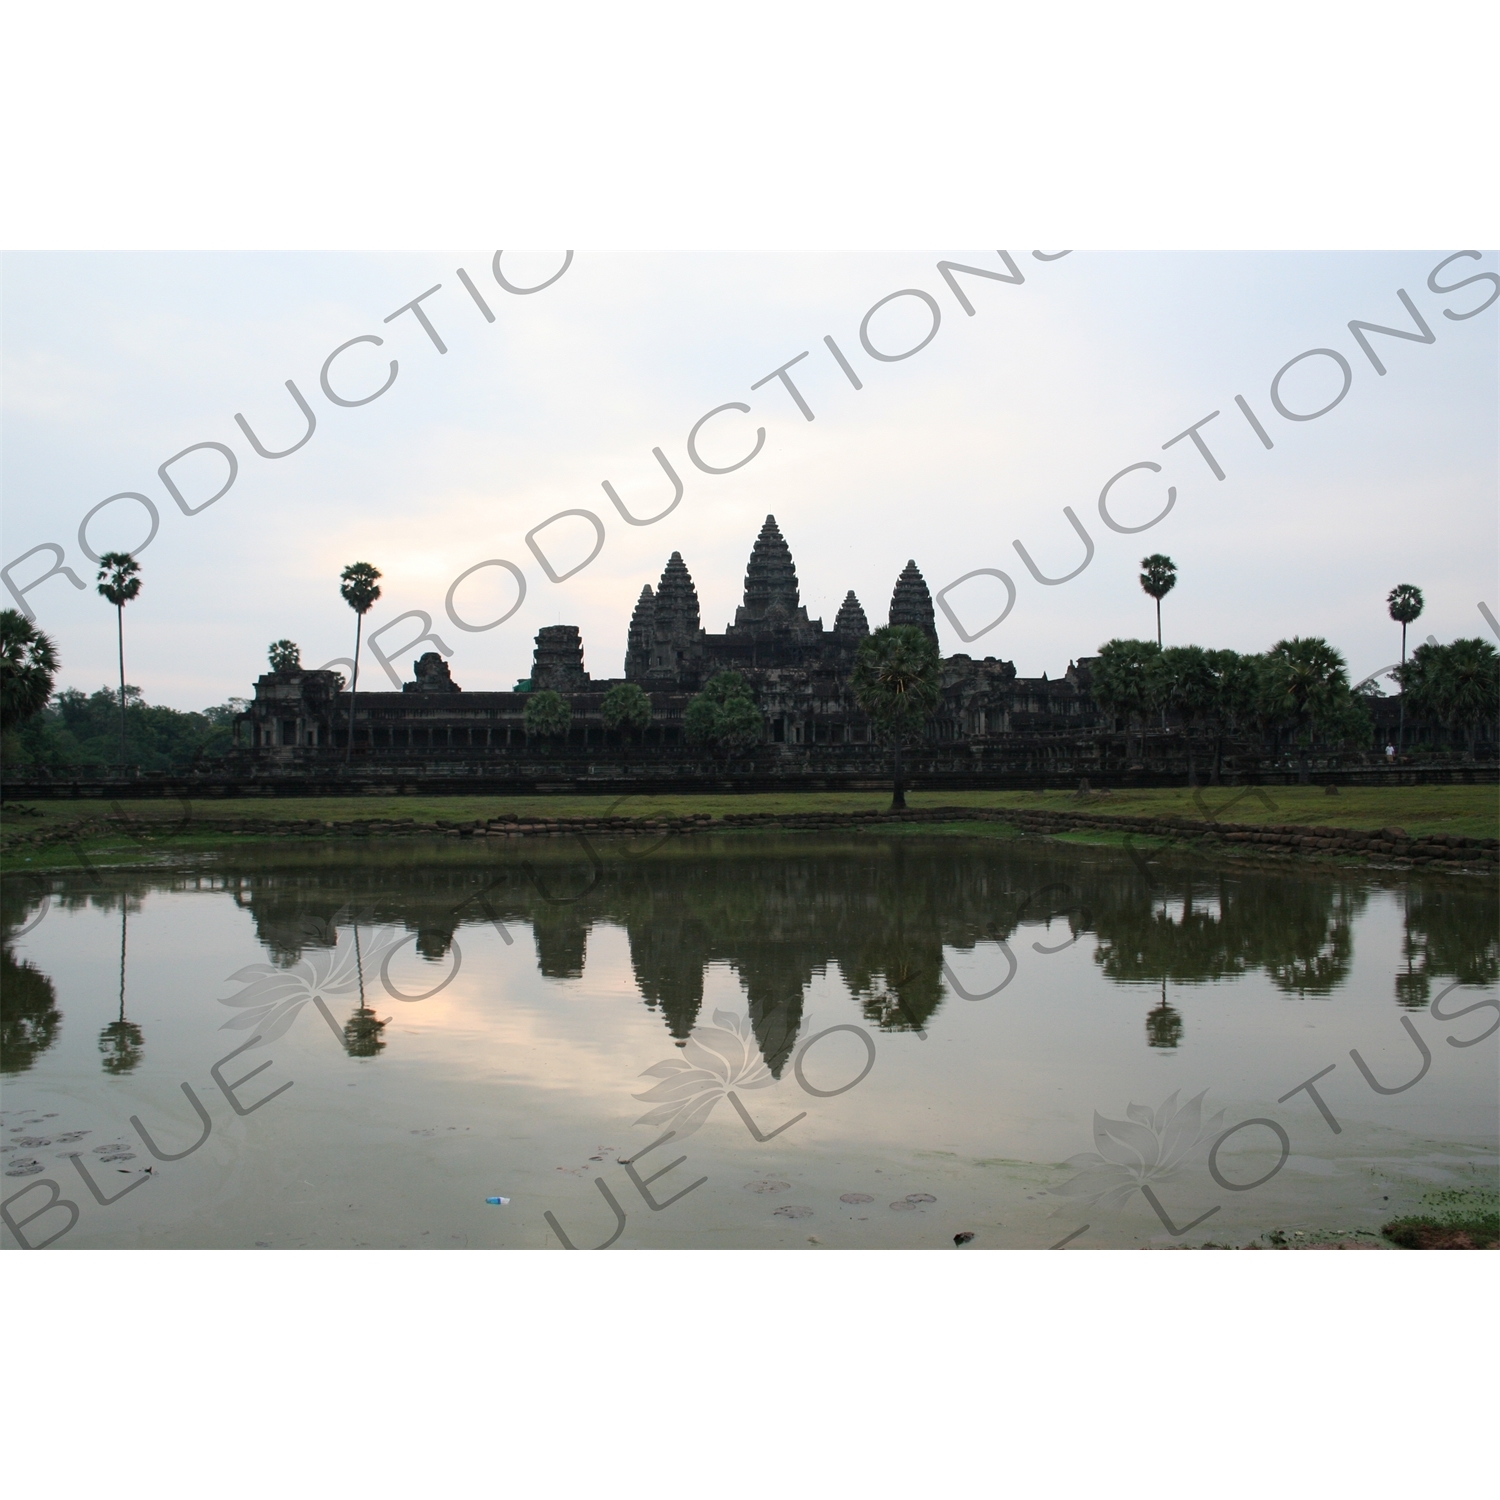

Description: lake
[3,831,1496,1249]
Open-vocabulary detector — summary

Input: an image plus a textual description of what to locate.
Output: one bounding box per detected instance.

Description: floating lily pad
[904,1193,937,1204]
[4,1159,42,1177]
[744,1180,790,1194]
[15,1137,52,1148]
[773,1204,813,1219]
[839,1192,875,1204]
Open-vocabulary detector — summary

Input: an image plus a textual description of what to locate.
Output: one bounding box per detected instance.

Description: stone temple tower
[624,584,655,681]
[638,551,706,686]
[888,560,938,646]
[834,591,869,638]
[732,515,812,631]
[530,625,589,692]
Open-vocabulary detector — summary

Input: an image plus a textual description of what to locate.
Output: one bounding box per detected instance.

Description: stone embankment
[5,805,1496,874]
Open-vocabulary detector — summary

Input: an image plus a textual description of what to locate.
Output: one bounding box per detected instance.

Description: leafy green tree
[96,551,142,768]
[1139,554,1177,647]
[0,610,59,737]
[339,562,382,761]
[202,698,250,728]
[1204,648,1261,783]
[1259,636,1351,780]
[850,626,940,810]
[683,672,764,755]
[268,639,301,673]
[1089,638,1161,764]
[1153,645,1217,784]
[524,689,572,743]
[9,686,233,770]
[1319,688,1374,752]
[601,682,653,744]
[1387,583,1424,751]
[1398,638,1499,759]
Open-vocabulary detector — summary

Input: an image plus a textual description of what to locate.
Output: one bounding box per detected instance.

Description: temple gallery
[236,516,1101,763]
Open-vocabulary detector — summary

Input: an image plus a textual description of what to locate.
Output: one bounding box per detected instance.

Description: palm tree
[1090,638,1162,765]
[1203,647,1259,784]
[1386,584,1424,752]
[600,682,653,747]
[683,672,763,759]
[523,689,572,748]
[1139,554,1177,648]
[268,639,301,673]
[850,625,941,811]
[1400,638,1499,760]
[1154,644,1216,784]
[339,563,382,762]
[96,552,142,771]
[0,609,59,734]
[1259,636,1350,782]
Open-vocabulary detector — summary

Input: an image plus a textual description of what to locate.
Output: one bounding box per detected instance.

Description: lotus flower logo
[1053,1090,1226,1213]
[633,1009,776,1139]
[218,915,406,1045]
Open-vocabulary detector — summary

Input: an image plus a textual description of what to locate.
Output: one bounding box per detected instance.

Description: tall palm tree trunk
[1397,621,1406,752]
[116,602,127,771]
[891,738,906,811]
[345,615,362,764]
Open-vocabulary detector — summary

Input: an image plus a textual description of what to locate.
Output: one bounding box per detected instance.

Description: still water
[4,833,1496,1249]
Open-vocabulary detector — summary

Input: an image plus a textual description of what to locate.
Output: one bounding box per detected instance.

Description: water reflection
[98,901,145,1074]
[1,944,59,1075]
[341,921,388,1058]
[3,836,1496,1078]
[1145,980,1183,1050]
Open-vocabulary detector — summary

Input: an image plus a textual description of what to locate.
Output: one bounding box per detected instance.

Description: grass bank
[4,783,1495,836]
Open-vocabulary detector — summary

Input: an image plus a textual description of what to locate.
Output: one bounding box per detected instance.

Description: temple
[234,516,1101,763]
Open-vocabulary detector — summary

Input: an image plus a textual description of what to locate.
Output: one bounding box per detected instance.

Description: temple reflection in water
[8,835,1492,1078]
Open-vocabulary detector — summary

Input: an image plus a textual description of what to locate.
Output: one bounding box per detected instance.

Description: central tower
[730,515,812,632]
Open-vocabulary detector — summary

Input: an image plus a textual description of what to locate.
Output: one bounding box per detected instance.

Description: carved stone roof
[654,552,700,636]
[834,591,869,636]
[736,515,800,623]
[888,560,938,645]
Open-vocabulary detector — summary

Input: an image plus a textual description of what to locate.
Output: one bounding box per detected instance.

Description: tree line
[3,547,1495,788]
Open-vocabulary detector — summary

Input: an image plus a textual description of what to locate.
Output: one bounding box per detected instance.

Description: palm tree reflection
[1145,978,1183,1049]
[98,899,144,1074]
[341,917,388,1058]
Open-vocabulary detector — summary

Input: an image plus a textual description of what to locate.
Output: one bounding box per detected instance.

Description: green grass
[2,783,1494,874]
[1381,1188,1499,1249]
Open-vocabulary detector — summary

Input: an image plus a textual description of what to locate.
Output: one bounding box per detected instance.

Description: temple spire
[888,560,938,646]
[736,514,800,622]
[654,552,700,635]
[834,591,869,637]
[625,584,655,679]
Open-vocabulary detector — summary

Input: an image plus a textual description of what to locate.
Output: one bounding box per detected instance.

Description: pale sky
[3,250,1495,710]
